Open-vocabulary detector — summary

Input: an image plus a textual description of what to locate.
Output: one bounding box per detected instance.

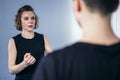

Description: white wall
[116,5,120,37]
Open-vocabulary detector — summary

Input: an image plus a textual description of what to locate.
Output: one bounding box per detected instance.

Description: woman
[8,5,52,80]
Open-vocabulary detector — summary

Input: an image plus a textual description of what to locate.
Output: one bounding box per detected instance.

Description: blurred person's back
[33,0,120,80]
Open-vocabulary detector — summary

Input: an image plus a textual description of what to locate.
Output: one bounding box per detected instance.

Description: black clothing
[13,32,45,80]
[33,42,120,80]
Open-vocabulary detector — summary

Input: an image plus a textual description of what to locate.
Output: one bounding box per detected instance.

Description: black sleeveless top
[13,32,45,80]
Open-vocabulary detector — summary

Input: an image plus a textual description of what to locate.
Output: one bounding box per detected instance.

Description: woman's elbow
[8,66,15,74]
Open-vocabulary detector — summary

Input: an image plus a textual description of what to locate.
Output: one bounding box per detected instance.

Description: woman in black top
[8,5,52,80]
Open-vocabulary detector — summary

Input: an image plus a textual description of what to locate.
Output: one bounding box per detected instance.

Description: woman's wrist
[22,60,29,67]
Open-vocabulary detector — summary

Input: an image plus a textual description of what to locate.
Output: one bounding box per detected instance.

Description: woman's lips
[28,25,33,28]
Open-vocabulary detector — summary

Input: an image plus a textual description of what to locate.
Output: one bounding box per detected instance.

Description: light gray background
[0,0,120,80]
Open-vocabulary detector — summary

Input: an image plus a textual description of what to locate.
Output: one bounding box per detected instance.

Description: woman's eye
[24,17,29,20]
[31,17,35,20]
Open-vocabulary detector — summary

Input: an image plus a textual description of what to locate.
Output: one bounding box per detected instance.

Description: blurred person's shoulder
[45,42,83,59]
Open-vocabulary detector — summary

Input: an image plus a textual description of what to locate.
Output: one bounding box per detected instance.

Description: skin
[73,0,120,46]
[8,11,52,74]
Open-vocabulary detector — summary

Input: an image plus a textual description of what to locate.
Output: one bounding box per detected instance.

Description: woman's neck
[21,31,34,39]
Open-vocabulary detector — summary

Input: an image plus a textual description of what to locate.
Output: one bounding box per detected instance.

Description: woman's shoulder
[9,34,21,42]
[35,32,44,36]
[12,34,21,38]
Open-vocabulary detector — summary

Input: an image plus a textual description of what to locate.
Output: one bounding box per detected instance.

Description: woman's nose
[28,19,34,24]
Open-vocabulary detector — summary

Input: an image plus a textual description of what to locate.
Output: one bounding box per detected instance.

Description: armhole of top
[42,34,45,51]
[12,37,17,51]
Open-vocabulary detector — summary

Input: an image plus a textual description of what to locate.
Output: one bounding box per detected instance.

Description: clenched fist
[23,53,36,66]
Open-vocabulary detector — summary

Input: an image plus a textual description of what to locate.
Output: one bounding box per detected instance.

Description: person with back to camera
[8,5,52,80]
[33,0,120,80]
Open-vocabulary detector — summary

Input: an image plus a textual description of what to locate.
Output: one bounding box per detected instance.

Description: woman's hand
[23,53,36,66]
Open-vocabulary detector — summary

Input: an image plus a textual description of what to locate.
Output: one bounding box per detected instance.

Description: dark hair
[83,0,119,15]
[15,5,38,31]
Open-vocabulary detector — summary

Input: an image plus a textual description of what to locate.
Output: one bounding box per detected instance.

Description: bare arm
[8,38,36,74]
[44,35,52,54]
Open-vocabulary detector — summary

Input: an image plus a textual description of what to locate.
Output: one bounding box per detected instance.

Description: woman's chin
[28,29,34,32]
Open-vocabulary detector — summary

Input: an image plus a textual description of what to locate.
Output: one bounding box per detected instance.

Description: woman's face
[21,11,35,32]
